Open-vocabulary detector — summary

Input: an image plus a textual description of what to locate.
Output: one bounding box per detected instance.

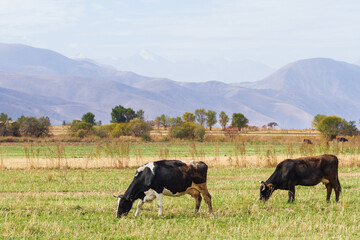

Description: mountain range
[1,43,360,128]
[101,50,274,83]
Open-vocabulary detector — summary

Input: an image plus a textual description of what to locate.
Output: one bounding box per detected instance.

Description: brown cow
[260,154,341,203]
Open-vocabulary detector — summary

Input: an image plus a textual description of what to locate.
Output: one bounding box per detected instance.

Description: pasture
[1,167,360,239]
[1,136,360,238]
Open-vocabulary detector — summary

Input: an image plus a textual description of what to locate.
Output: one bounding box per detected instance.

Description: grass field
[1,167,360,239]
[1,139,360,159]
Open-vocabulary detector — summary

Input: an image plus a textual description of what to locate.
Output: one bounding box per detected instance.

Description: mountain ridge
[1,43,360,128]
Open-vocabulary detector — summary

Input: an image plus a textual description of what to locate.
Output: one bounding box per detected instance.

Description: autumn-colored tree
[182,112,195,123]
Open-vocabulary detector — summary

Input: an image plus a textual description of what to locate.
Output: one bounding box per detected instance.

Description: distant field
[1,138,360,169]
[1,167,359,239]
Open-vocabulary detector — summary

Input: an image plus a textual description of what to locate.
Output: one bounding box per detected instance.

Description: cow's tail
[337,177,342,192]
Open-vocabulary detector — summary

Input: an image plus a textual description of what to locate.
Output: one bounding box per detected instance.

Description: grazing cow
[259,154,341,203]
[303,139,313,144]
[115,160,213,218]
[337,137,348,143]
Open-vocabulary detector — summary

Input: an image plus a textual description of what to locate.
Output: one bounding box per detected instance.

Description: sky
[1,0,360,68]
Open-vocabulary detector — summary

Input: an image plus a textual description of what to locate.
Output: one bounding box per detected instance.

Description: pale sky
[1,0,360,68]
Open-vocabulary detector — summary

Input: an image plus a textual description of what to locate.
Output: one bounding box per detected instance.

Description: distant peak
[138,50,156,61]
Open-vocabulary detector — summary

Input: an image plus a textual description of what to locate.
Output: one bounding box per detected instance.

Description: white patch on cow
[155,192,163,216]
[135,162,155,177]
[135,200,144,217]
[321,178,330,184]
[163,188,186,197]
[180,160,195,166]
[135,189,169,217]
[143,189,157,202]
[116,197,121,216]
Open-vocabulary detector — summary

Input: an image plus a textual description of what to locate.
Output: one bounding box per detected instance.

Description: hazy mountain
[1,43,360,128]
[0,43,118,78]
[101,50,274,83]
[239,58,360,121]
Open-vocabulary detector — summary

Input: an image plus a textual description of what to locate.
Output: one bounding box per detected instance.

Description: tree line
[0,106,249,140]
[2,105,358,141]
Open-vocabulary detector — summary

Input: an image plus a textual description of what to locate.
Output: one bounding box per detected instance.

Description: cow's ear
[260,181,265,191]
[267,184,274,190]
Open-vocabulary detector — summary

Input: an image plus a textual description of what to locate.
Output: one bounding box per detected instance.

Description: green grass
[1,167,359,239]
[1,140,359,159]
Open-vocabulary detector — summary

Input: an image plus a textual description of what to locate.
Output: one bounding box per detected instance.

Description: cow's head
[114,194,134,218]
[259,181,274,202]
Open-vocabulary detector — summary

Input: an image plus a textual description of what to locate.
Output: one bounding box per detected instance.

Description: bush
[170,122,198,139]
[18,116,51,137]
[128,119,152,137]
[141,133,151,141]
[68,120,93,138]
[111,123,129,138]
[93,126,109,138]
[194,125,206,141]
[0,122,20,137]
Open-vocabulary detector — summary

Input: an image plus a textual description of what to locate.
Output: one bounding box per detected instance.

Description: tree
[0,113,11,123]
[195,108,206,126]
[231,113,249,131]
[136,109,145,120]
[341,120,358,136]
[206,110,217,130]
[0,113,18,136]
[219,111,229,130]
[312,114,327,129]
[170,122,197,139]
[111,105,136,123]
[169,117,183,126]
[267,122,278,129]
[317,116,344,140]
[18,116,51,137]
[82,112,96,125]
[128,119,152,137]
[155,114,170,129]
[182,112,195,123]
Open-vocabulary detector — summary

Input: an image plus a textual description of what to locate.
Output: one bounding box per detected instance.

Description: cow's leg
[135,199,144,217]
[155,193,163,216]
[188,189,202,213]
[197,183,213,213]
[288,186,295,203]
[325,183,332,202]
[333,178,341,202]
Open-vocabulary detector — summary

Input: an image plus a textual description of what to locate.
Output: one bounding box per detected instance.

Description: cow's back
[151,160,208,194]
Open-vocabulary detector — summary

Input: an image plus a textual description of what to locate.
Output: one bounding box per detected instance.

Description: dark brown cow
[260,154,341,203]
[303,139,312,144]
[337,137,348,143]
[115,160,213,218]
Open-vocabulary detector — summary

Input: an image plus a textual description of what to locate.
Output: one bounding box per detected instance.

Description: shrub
[128,119,152,137]
[111,123,129,138]
[68,120,93,138]
[194,124,206,141]
[170,122,198,139]
[141,133,151,141]
[18,116,51,137]
[93,126,109,138]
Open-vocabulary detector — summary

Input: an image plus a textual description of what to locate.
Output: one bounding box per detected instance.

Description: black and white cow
[260,154,341,203]
[115,160,213,218]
